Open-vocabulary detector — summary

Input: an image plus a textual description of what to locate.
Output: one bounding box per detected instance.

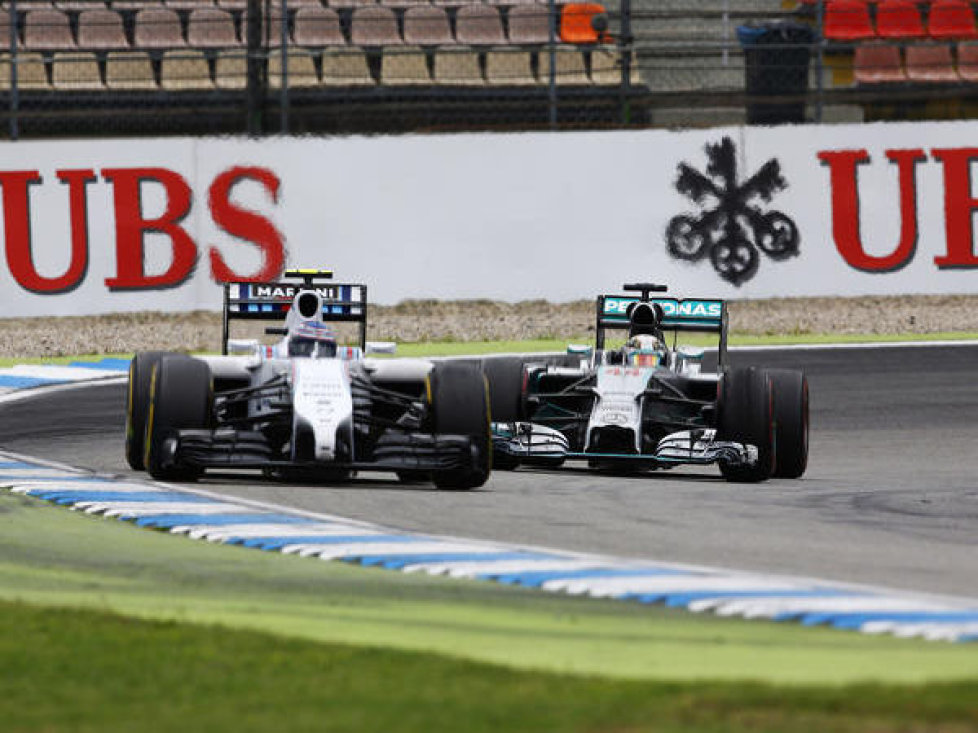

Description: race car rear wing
[594,291,729,366]
[221,269,368,354]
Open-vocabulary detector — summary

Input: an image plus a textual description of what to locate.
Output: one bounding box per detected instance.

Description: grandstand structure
[0,0,977,136]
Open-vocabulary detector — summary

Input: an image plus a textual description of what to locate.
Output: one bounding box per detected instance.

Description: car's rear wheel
[429,363,491,490]
[125,351,171,471]
[144,355,212,482]
[768,368,809,479]
[716,366,774,483]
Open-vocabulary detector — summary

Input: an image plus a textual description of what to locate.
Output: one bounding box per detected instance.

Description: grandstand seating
[379,46,430,84]
[268,48,319,87]
[927,0,978,39]
[957,40,978,79]
[509,5,551,44]
[52,51,102,88]
[402,6,454,46]
[134,8,186,48]
[906,42,959,79]
[853,42,906,82]
[875,0,925,39]
[485,48,536,85]
[824,0,876,40]
[105,50,157,88]
[433,47,484,84]
[350,6,401,46]
[292,7,345,46]
[25,9,76,49]
[455,6,506,46]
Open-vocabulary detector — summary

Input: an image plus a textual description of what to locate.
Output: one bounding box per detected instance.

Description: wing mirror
[227,338,261,356]
[365,341,397,355]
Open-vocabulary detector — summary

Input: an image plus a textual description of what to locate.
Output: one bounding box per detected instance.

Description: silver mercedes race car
[484,282,808,482]
[125,270,491,490]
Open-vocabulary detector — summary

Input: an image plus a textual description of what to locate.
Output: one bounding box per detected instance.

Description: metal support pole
[619,0,632,125]
[547,0,557,130]
[245,0,264,135]
[722,0,729,66]
[279,0,288,134]
[815,0,824,122]
[9,0,18,141]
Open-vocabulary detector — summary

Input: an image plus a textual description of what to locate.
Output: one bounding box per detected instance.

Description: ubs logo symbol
[665,137,799,285]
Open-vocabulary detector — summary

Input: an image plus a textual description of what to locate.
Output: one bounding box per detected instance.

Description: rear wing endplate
[595,295,729,365]
[222,271,368,354]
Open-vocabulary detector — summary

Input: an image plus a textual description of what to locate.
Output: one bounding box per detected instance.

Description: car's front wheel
[428,363,491,490]
[144,355,212,482]
[716,366,774,483]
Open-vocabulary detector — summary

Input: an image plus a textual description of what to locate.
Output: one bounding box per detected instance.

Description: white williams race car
[484,282,808,482]
[126,270,491,490]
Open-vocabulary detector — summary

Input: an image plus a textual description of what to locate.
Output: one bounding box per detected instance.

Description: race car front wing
[492,423,758,468]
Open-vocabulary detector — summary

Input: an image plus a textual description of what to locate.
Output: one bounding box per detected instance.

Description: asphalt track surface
[2,345,977,600]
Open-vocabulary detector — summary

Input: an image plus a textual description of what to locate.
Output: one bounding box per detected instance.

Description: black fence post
[547,0,557,130]
[246,0,265,136]
[620,0,632,125]
[9,0,18,141]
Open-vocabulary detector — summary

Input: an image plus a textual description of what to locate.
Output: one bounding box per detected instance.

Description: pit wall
[1,121,976,317]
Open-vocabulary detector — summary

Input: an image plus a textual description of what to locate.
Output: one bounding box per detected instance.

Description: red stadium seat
[875,0,925,39]
[853,42,906,82]
[957,41,978,80]
[927,0,978,40]
[906,42,960,80]
[824,0,875,41]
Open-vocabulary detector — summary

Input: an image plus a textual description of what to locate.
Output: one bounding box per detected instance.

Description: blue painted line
[0,376,65,388]
[239,534,420,550]
[0,461,36,469]
[662,588,858,608]
[5,475,107,483]
[68,359,130,371]
[489,566,683,587]
[132,513,311,528]
[353,551,539,570]
[27,490,215,505]
[802,611,978,629]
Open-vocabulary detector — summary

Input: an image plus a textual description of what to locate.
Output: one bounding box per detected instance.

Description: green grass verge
[1,494,976,689]
[0,495,977,733]
[3,601,978,733]
[3,331,978,366]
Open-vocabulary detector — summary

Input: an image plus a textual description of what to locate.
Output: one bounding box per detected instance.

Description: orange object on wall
[560,3,609,44]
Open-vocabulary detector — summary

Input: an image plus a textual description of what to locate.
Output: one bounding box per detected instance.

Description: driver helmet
[288,321,338,359]
[624,334,664,367]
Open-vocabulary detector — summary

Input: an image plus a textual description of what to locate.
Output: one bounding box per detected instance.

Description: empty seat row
[854,39,978,80]
[0,45,622,87]
[0,0,570,12]
[825,0,978,41]
[1,7,240,48]
[0,5,594,50]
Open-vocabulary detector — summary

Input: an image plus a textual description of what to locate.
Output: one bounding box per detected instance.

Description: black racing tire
[768,368,809,479]
[144,355,212,482]
[715,366,774,483]
[125,351,172,471]
[429,363,491,490]
[481,356,526,424]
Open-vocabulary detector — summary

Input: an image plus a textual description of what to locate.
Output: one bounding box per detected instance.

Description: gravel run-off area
[2,295,977,359]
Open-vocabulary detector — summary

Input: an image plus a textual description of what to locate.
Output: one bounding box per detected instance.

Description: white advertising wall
[1,120,977,317]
